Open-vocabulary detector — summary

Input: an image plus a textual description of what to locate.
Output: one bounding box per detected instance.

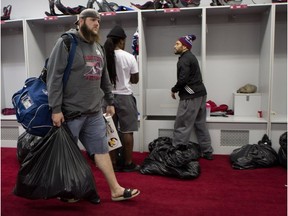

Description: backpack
[12,33,78,137]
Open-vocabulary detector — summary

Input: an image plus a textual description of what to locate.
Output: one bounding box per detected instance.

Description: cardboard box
[233,93,261,116]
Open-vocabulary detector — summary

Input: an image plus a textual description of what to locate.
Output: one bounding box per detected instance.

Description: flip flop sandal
[111,188,140,201]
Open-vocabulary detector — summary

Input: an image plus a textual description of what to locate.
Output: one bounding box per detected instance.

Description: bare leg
[94,153,139,199]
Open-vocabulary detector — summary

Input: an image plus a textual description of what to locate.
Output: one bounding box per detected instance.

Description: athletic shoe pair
[113,162,141,172]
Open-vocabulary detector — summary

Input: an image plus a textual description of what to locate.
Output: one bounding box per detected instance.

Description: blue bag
[12,33,78,137]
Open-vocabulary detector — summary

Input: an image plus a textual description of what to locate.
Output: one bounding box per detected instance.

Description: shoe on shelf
[123,163,140,172]
[58,197,80,203]
[202,153,214,160]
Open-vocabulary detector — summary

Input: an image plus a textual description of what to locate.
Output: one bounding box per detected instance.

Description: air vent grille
[1,127,19,140]
[221,130,249,146]
[159,129,173,138]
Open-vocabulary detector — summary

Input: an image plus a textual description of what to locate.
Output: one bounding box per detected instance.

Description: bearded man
[46,9,140,204]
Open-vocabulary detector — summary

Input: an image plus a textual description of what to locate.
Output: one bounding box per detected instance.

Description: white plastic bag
[104,114,122,151]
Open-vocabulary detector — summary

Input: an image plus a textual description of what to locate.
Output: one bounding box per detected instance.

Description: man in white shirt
[104,25,140,172]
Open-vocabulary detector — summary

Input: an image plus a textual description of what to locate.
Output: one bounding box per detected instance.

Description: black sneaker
[58,197,80,203]
[123,163,140,172]
[203,153,214,160]
[113,165,123,172]
[87,197,101,205]
[85,192,101,205]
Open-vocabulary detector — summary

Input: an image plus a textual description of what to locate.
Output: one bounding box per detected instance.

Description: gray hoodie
[47,29,114,117]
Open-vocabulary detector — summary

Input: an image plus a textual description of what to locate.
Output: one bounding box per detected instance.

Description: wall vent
[1,127,19,141]
[221,130,249,147]
[158,129,173,138]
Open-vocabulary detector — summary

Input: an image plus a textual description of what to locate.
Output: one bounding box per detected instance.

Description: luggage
[12,33,77,137]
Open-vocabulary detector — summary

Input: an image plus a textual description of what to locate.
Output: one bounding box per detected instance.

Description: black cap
[107,25,127,39]
[75,9,100,25]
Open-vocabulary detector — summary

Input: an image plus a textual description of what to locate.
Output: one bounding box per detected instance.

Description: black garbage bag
[13,124,98,200]
[148,136,172,152]
[230,134,279,169]
[16,132,42,163]
[167,161,200,179]
[279,131,287,151]
[141,157,200,179]
[165,142,201,167]
[278,132,287,168]
[140,137,201,179]
[148,137,200,162]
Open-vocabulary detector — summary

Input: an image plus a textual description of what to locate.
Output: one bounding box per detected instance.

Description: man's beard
[80,23,99,44]
[174,49,181,55]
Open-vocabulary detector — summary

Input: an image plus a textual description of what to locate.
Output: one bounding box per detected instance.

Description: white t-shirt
[113,49,139,95]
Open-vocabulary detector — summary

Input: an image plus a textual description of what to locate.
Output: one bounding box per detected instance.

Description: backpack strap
[39,33,77,85]
[61,33,78,89]
[96,42,107,73]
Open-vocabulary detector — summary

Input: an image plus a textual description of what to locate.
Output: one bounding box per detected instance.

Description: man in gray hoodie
[47,8,140,203]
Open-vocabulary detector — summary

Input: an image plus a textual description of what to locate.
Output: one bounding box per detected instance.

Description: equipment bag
[12,33,78,137]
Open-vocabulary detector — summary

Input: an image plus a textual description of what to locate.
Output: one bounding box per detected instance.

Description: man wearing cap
[46,8,140,204]
[171,35,214,160]
[103,25,140,172]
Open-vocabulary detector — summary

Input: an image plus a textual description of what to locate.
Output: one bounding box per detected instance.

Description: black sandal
[111,188,140,201]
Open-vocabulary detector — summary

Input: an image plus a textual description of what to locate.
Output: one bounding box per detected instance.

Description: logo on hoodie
[84,52,103,80]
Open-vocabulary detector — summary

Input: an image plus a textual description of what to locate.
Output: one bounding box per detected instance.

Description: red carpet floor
[1,147,287,216]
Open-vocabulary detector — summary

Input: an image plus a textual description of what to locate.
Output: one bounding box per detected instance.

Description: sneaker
[87,196,101,205]
[58,197,80,203]
[123,163,140,172]
[84,192,101,205]
[203,153,214,160]
[113,165,123,172]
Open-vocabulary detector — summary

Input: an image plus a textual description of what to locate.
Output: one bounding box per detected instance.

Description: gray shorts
[112,94,138,133]
[66,111,109,155]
